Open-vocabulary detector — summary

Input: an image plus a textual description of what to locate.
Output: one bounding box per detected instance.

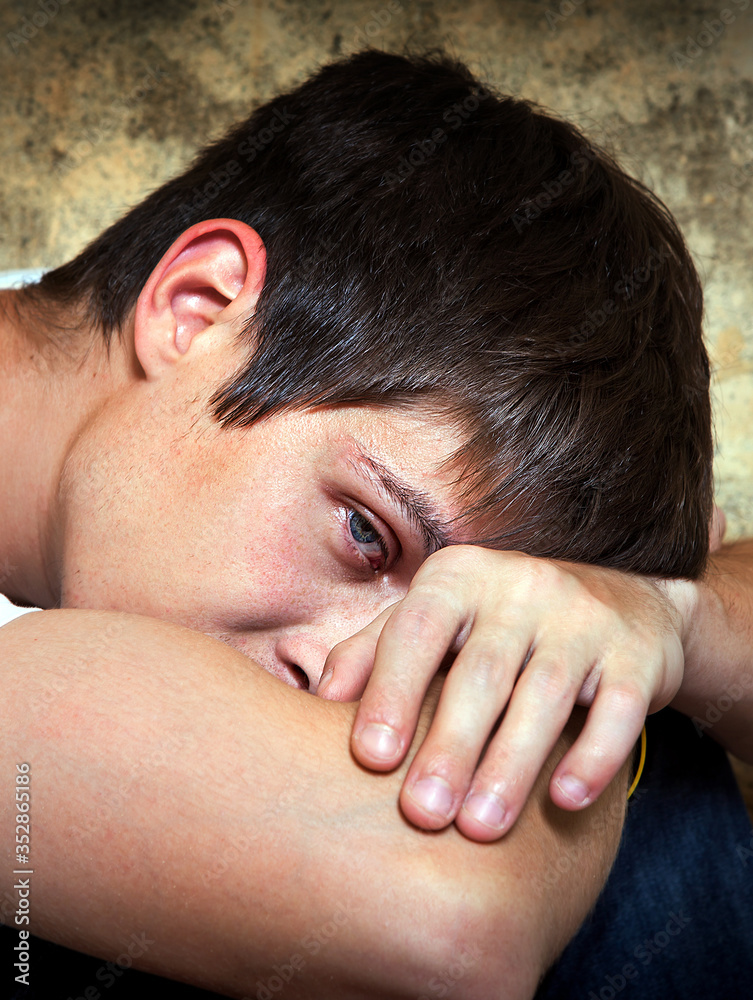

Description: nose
[237,589,405,695]
[274,633,332,694]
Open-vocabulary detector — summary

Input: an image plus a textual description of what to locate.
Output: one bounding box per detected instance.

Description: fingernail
[410,776,454,819]
[357,723,401,761]
[462,792,507,830]
[317,669,333,696]
[556,774,590,806]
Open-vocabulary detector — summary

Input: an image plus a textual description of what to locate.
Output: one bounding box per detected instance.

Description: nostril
[273,638,323,692]
[288,664,310,691]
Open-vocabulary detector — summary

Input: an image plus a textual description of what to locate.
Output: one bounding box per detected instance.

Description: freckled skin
[57,378,465,690]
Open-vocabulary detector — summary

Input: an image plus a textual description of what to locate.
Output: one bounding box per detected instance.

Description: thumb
[318,604,397,701]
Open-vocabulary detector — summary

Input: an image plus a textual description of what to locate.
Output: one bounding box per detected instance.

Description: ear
[133,219,266,381]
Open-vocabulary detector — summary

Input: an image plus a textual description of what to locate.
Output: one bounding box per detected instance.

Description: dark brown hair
[23,50,712,577]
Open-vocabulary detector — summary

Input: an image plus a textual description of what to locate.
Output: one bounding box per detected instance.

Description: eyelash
[346,508,391,572]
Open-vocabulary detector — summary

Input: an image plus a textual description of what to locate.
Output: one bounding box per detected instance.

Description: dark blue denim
[537,708,753,999]
[5,710,752,998]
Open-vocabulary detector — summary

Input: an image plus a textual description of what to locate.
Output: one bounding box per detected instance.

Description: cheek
[57,416,326,634]
[57,422,156,610]
[225,495,334,630]
[56,404,227,620]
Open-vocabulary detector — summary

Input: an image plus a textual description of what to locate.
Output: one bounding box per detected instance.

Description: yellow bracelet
[627,725,647,800]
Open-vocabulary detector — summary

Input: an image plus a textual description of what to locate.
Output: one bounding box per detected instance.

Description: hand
[319,545,686,841]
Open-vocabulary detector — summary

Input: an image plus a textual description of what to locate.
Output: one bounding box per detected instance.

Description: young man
[1,50,752,998]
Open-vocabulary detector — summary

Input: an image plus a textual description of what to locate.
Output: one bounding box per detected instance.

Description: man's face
[54,373,466,691]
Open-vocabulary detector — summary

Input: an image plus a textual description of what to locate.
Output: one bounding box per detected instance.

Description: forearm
[0,610,626,998]
[668,539,753,761]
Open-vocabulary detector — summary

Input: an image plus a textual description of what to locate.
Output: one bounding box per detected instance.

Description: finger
[317,606,394,702]
[398,626,533,832]
[454,648,584,842]
[351,591,465,772]
[549,682,648,811]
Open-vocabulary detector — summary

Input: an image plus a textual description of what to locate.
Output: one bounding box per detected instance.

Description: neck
[0,291,125,609]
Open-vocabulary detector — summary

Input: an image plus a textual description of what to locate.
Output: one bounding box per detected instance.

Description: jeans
[537,708,753,999]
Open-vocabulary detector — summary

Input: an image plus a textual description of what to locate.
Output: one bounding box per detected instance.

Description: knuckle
[329,633,359,657]
[420,543,483,583]
[526,662,576,704]
[523,555,557,587]
[388,587,464,644]
[603,682,648,718]
[473,740,514,781]
[460,646,510,690]
[359,686,409,728]
[387,605,438,645]
[574,591,605,623]
[471,747,528,800]
[508,555,567,606]
[419,736,476,781]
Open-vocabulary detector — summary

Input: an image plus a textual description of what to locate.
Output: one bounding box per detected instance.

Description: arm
[667,538,753,761]
[322,535,753,845]
[322,545,681,841]
[0,609,628,999]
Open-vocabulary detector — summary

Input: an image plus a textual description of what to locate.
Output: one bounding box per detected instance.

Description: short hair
[24,50,712,578]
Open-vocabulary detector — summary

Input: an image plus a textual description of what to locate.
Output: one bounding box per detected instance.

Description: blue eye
[348,510,388,567]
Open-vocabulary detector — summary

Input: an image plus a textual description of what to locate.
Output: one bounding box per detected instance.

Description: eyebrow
[347,448,454,557]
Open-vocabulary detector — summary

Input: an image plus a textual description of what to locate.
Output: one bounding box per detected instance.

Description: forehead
[256,401,468,523]
[252,401,464,459]
[333,403,465,467]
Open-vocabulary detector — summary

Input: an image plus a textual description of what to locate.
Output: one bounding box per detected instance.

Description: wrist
[653,575,700,651]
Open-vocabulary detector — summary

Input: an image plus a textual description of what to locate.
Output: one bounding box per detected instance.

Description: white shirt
[0,268,46,625]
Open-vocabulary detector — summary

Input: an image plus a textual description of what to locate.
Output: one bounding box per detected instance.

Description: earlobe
[133,219,266,381]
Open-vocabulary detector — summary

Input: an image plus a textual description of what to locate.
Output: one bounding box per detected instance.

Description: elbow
[386,865,544,1000]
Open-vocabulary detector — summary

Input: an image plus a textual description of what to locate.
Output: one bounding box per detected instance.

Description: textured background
[1,0,752,812]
